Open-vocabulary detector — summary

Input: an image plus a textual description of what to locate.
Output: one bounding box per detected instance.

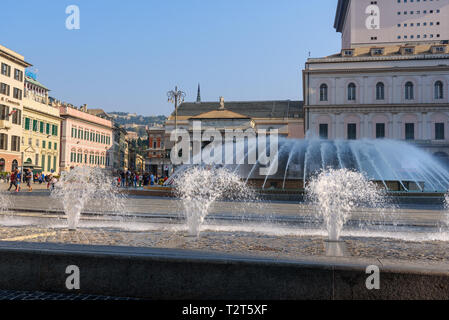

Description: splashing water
[0,192,11,214]
[306,168,386,242]
[173,166,256,237]
[51,167,127,230]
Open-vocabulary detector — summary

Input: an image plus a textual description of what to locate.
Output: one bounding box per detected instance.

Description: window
[42,141,46,149]
[53,156,57,171]
[1,63,11,77]
[71,127,76,138]
[405,123,415,140]
[52,125,58,136]
[54,142,57,150]
[0,105,9,120]
[42,155,46,172]
[40,121,44,133]
[405,82,414,100]
[376,82,385,100]
[0,133,8,150]
[347,123,357,140]
[435,81,444,100]
[319,84,328,101]
[48,142,52,150]
[435,123,445,140]
[348,83,356,101]
[14,69,23,82]
[376,123,385,139]
[13,88,22,100]
[48,156,51,172]
[32,120,38,132]
[0,83,10,96]
[11,136,20,152]
[11,109,21,125]
[319,124,328,139]
[46,123,50,135]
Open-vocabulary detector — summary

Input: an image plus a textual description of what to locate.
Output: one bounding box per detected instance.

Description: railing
[0,119,11,129]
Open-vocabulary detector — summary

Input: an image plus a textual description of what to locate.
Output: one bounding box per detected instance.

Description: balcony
[0,120,11,130]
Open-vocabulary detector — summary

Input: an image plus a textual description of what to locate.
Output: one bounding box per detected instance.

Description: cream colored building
[22,74,61,174]
[0,44,31,173]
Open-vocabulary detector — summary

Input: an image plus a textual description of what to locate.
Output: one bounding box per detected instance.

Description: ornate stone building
[0,44,31,173]
[304,2,449,164]
[22,74,61,174]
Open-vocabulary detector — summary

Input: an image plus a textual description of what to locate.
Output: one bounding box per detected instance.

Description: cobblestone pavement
[0,289,138,300]
[0,224,449,263]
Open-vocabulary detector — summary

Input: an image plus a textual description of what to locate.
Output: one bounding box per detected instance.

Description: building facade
[0,45,31,173]
[335,0,449,48]
[146,125,171,176]
[22,74,61,174]
[304,3,449,163]
[57,102,113,171]
[111,124,128,173]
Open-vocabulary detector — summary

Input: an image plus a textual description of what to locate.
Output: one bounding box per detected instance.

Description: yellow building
[0,44,31,173]
[22,74,61,175]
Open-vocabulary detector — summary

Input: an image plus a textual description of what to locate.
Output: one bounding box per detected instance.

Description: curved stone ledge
[0,241,448,300]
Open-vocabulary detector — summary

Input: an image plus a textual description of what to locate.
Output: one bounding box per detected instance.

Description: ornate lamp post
[167,86,186,160]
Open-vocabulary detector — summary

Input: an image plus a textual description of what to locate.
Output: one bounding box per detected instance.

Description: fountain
[173,166,256,237]
[242,138,449,193]
[0,192,11,214]
[50,166,126,230]
[306,168,386,242]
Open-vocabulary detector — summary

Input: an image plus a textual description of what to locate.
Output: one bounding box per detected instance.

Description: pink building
[57,103,113,171]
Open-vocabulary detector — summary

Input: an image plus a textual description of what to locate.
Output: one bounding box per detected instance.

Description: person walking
[7,170,17,191]
[16,169,21,192]
[25,169,33,192]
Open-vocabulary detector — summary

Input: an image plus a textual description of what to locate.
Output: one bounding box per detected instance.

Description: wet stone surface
[1,226,449,263]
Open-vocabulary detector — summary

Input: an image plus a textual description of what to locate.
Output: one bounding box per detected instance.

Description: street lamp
[167,86,185,158]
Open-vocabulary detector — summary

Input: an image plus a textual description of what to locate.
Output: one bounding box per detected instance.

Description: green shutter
[42,155,45,171]
[46,123,50,134]
[39,121,44,133]
[24,118,30,130]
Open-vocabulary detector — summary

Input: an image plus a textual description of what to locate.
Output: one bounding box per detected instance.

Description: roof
[25,76,49,91]
[169,100,304,120]
[307,44,449,63]
[191,109,250,119]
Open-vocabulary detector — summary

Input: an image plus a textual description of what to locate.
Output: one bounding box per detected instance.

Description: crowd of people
[2,169,58,192]
[116,171,168,188]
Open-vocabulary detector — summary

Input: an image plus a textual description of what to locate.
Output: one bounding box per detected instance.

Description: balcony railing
[0,119,11,129]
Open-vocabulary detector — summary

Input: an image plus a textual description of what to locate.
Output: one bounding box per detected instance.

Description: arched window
[319,84,328,101]
[376,82,385,100]
[347,83,356,101]
[435,81,444,100]
[405,82,414,100]
[11,160,18,171]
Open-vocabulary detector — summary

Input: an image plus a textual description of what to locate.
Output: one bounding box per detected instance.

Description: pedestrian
[7,170,17,191]
[16,169,21,192]
[26,169,33,192]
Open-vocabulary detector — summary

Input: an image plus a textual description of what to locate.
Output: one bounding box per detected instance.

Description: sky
[0,0,341,116]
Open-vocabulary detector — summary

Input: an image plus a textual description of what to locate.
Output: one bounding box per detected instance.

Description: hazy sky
[0,0,341,116]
